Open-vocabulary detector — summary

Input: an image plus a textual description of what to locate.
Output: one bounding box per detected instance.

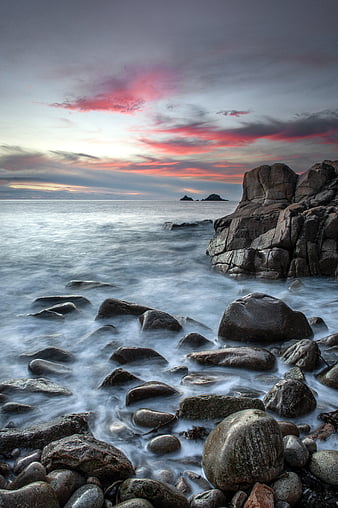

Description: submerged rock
[41,433,134,484]
[111,346,167,365]
[0,377,72,396]
[1,402,35,414]
[126,381,178,406]
[163,220,212,230]
[178,395,264,420]
[188,346,276,371]
[66,280,116,289]
[202,409,284,491]
[33,295,91,307]
[218,293,313,343]
[263,379,317,417]
[139,310,182,332]
[207,160,338,278]
[19,346,74,363]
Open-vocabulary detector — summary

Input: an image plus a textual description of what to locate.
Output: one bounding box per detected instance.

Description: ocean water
[0,200,337,483]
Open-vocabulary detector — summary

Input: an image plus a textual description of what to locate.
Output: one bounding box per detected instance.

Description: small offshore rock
[28,358,72,376]
[66,280,116,289]
[139,310,182,332]
[263,379,317,417]
[316,362,338,389]
[47,468,86,506]
[283,435,309,468]
[41,433,134,484]
[34,295,91,307]
[9,461,46,490]
[1,402,35,414]
[177,333,213,349]
[178,394,264,420]
[98,368,140,388]
[96,298,152,319]
[126,381,178,406]
[20,346,74,363]
[133,408,177,428]
[218,293,313,343]
[189,488,227,508]
[188,346,276,371]
[64,484,104,508]
[0,481,59,507]
[277,421,299,437]
[202,409,284,491]
[243,482,274,507]
[272,471,303,506]
[282,339,320,371]
[111,346,167,365]
[108,421,134,439]
[0,413,90,452]
[147,435,181,454]
[118,478,189,508]
[308,450,338,487]
[0,377,72,397]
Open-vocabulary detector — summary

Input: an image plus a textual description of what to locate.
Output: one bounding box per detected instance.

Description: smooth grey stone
[283,435,309,468]
[9,461,46,490]
[309,450,338,487]
[64,484,104,508]
[28,358,72,376]
[20,346,74,363]
[126,381,178,406]
[0,377,72,397]
[188,346,276,371]
[189,488,227,508]
[0,481,59,507]
[133,408,177,428]
[147,435,181,454]
[13,449,42,474]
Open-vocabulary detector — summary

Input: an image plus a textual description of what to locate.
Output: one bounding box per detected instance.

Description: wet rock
[282,339,320,371]
[19,346,74,363]
[175,475,191,494]
[317,333,338,347]
[66,280,116,289]
[132,408,177,428]
[154,469,175,485]
[181,372,223,386]
[263,379,317,417]
[272,471,303,506]
[0,413,90,452]
[108,422,134,439]
[114,500,155,508]
[203,409,283,491]
[316,362,338,389]
[126,381,178,406]
[288,279,304,292]
[0,462,12,476]
[34,295,91,307]
[41,433,134,484]
[28,309,65,320]
[308,316,329,334]
[44,302,80,316]
[283,435,309,468]
[9,461,46,490]
[189,488,227,507]
[147,435,181,454]
[284,366,305,381]
[243,482,274,507]
[28,358,72,376]
[167,365,189,376]
[218,293,313,343]
[177,333,213,349]
[0,475,8,489]
[188,346,275,371]
[163,219,212,229]
[96,298,152,319]
[0,481,59,507]
[302,437,317,453]
[111,346,167,365]
[0,377,72,396]
[14,450,42,474]
[139,310,182,332]
[118,478,189,508]
[183,471,211,491]
[178,395,264,420]
[98,368,140,388]
[308,450,338,487]
[277,421,300,437]
[1,402,35,413]
[47,468,86,505]
[64,484,104,508]
[86,325,118,339]
[230,490,248,508]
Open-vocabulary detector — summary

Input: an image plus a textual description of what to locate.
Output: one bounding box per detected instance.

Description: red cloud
[51,68,177,114]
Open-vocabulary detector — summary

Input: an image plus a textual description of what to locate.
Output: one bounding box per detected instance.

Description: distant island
[180,193,228,201]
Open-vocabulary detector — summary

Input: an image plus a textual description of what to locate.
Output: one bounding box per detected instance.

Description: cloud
[217,110,251,117]
[51,67,178,114]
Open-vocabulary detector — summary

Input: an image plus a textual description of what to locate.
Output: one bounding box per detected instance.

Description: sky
[1,0,338,200]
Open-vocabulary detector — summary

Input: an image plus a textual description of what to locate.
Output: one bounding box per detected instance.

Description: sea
[0,199,337,483]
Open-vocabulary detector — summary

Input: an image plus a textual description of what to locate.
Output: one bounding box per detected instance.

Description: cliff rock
[207,160,338,278]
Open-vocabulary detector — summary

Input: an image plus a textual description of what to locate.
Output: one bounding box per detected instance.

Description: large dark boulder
[218,293,313,343]
[207,160,338,278]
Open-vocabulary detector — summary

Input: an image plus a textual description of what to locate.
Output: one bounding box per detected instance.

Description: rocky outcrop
[207,160,338,278]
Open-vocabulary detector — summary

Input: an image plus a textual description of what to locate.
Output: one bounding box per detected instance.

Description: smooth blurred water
[0,200,337,484]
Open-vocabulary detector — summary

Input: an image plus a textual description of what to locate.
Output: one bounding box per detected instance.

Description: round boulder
[139,310,182,332]
[263,379,317,417]
[272,471,303,506]
[218,293,313,343]
[202,409,284,491]
[309,450,338,487]
[118,478,189,508]
[147,435,181,455]
[282,339,320,371]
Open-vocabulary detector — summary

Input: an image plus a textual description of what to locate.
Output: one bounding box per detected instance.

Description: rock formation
[207,160,338,278]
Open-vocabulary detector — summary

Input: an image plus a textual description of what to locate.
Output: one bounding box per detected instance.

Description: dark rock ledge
[207,160,338,278]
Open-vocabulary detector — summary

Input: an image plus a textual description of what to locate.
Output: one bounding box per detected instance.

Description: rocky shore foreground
[0,290,337,507]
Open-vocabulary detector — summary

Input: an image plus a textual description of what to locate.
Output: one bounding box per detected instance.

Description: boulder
[308,450,338,487]
[133,408,177,428]
[41,433,134,484]
[96,298,152,319]
[0,377,72,396]
[111,347,167,365]
[202,409,284,491]
[218,293,313,343]
[19,347,74,363]
[316,362,338,389]
[118,478,189,508]
[282,339,320,371]
[126,381,178,406]
[263,379,317,417]
[33,295,91,307]
[63,484,104,508]
[207,160,338,278]
[98,368,140,388]
[47,469,86,505]
[139,310,182,332]
[177,333,213,349]
[0,481,59,508]
[147,435,181,454]
[178,395,264,420]
[188,346,276,371]
[283,435,309,468]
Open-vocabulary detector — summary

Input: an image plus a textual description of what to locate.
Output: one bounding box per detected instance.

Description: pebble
[9,461,46,490]
[147,434,181,454]
[272,471,303,505]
